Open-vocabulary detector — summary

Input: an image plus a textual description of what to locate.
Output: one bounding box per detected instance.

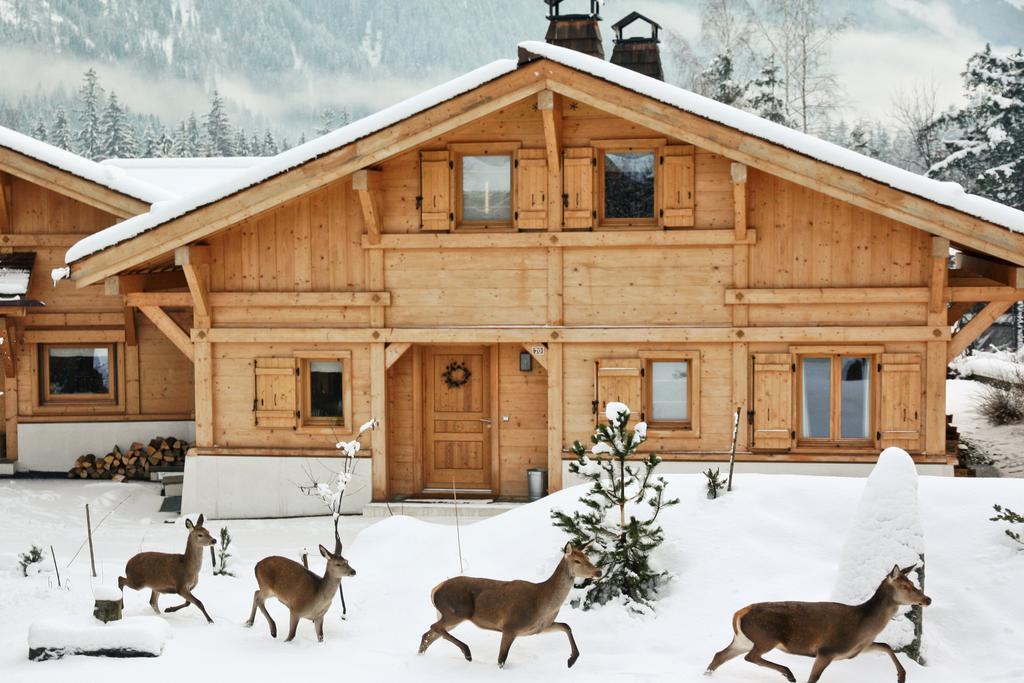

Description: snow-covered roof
[0,125,174,206]
[0,252,43,307]
[100,157,265,197]
[65,41,1024,266]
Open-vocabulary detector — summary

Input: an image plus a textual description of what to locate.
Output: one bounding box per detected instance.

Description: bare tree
[890,80,947,173]
[700,0,758,80]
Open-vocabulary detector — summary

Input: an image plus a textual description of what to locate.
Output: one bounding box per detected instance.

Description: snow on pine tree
[203,90,234,156]
[833,447,926,663]
[929,45,1024,210]
[699,52,746,107]
[746,55,790,126]
[99,92,137,159]
[75,68,105,160]
[49,107,72,151]
[31,118,47,143]
[551,402,678,614]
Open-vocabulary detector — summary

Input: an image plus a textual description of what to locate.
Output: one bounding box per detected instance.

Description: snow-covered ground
[2,474,1023,682]
[948,378,1024,477]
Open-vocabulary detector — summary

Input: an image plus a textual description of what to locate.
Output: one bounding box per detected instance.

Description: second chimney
[610,12,664,81]
[544,0,604,59]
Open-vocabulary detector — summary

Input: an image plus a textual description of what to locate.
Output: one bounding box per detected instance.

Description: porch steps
[0,458,14,477]
[363,500,522,520]
[161,473,184,498]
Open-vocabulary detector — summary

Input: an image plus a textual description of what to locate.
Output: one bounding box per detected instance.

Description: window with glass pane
[47,346,111,396]
[461,155,511,222]
[604,151,655,220]
[840,357,870,439]
[651,361,689,422]
[801,358,831,439]
[308,361,343,421]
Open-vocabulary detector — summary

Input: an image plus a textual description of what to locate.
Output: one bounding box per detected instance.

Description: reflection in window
[840,357,870,439]
[462,155,511,222]
[604,151,655,219]
[48,347,110,395]
[651,361,689,422]
[309,361,343,419]
[801,357,831,439]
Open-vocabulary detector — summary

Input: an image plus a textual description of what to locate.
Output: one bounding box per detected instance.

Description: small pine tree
[551,402,678,614]
[213,527,235,576]
[746,55,790,126]
[233,129,250,156]
[262,130,278,155]
[203,90,234,156]
[18,544,44,576]
[75,68,105,160]
[50,107,72,150]
[249,133,263,156]
[700,52,745,106]
[703,467,726,499]
[991,504,1024,547]
[31,118,48,143]
[99,91,136,159]
[172,114,203,157]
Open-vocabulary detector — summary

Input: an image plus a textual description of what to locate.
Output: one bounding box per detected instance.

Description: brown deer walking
[244,543,356,642]
[118,514,216,623]
[706,565,931,683]
[418,542,601,669]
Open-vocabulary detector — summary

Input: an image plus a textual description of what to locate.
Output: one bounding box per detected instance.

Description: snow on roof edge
[0,125,175,206]
[64,59,519,265]
[519,41,1024,236]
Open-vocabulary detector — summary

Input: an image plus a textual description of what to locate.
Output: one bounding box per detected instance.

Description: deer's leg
[179,587,214,624]
[314,617,325,643]
[867,642,906,683]
[544,622,580,668]
[164,599,191,613]
[497,630,517,669]
[284,612,300,643]
[244,590,260,628]
[419,616,471,661]
[149,590,161,614]
[807,653,836,683]
[744,645,796,683]
[706,635,751,674]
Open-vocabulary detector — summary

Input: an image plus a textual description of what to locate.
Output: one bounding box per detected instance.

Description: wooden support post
[731,164,750,327]
[367,250,385,328]
[124,308,137,346]
[384,342,412,370]
[194,338,214,446]
[353,170,383,245]
[370,342,387,501]
[547,247,563,326]
[0,318,15,378]
[176,246,211,328]
[137,305,194,361]
[538,90,563,231]
[0,172,12,233]
[731,163,748,242]
[929,237,950,327]
[948,300,1016,361]
[731,342,749,451]
[124,340,141,415]
[3,318,17,461]
[546,342,564,493]
[104,276,121,297]
[926,341,946,458]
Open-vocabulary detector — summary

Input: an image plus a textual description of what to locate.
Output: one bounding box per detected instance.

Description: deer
[705,564,932,683]
[244,543,356,642]
[418,541,601,669]
[118,514,216,623]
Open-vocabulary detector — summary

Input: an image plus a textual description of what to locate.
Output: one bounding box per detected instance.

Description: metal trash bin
[527,468,548,501]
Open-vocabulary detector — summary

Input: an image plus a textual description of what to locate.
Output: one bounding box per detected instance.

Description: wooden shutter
[878,353,922,450]
[596,358,643,425]
[751,353,793,451]
[420,150,453,231]
[563,147,595,229]
[659,145,695,228]
[254,357,298,428]
[514,149,548,229]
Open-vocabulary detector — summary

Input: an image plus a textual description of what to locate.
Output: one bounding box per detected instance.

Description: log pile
[67,437,192,481]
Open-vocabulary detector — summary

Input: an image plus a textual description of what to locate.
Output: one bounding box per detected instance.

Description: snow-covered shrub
[18,545,44,576]
[834,448,926,662]
[213,527,235,576]
[551,402,678,614]
[990,504,1024,547]
[703,468,726,499]
[977,365,1024,425]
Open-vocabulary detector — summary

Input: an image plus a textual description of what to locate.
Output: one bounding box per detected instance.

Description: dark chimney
[544,0,604,60]
[610,12,664,81]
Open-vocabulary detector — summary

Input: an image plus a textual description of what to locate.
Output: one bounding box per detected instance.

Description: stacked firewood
[67,437,192,481]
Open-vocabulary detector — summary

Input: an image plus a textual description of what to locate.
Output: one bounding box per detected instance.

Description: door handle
[479,418,493,426]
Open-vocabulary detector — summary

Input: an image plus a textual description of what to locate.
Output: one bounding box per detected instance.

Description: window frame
[451,142,520,231]
[639,349,700,435]
[795,352,877,448]
[39,342,118,406]
[594,138,664,229]
[294,350,353,434]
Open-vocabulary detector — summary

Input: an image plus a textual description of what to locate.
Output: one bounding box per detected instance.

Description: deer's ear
[889,564,901,580]
[563,542,573,555]
[196,514,205,527]
[900,564,917,576]
[185,518,194,530]
[319,544,330,558]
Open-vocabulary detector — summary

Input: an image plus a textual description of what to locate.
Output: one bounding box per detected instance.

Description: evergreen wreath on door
[442,360,472,388]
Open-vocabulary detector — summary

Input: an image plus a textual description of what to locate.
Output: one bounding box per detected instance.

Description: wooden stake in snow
[452,476,464,574]
[85,504,97,578]
[50,546,61,588]
[727,407,741,492]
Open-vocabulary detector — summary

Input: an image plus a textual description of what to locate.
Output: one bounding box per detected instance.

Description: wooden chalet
[56,26,1024,517]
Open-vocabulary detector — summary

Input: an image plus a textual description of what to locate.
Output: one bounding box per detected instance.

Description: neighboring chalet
[55,16,1024,518]
[0,127,257,475]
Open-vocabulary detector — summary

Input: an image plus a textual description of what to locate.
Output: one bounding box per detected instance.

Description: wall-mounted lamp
[519,351,533,372]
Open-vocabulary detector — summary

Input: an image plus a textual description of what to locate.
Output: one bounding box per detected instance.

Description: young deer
[118,514,216,623]
[706,564,931,683]
[244,543,356,642]
[418,542,601,669]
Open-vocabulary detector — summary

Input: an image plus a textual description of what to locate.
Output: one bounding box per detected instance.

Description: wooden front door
[423,346,492,492]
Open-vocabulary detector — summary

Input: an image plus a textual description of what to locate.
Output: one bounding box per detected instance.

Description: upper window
[302,359,345,427]
[799,355,872,443]
[459,154,512,226]
[41,344,116,404]
[602,150,655,223]
[647,359,690,428]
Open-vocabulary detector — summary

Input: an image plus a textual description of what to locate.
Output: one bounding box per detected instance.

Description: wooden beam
[125,291,193,308]
[929,237,950,327]
[173,245,210,267]
[926,341,946,457]
[384,342,412,370]
[370,343,387,501]
[547,247,563,325]
[116,271,188,293]
[547,342,564,493]
[124,307,137,346]
[0,172,11,233]
[948,300,1015,360]
[945,287,1024,303]
[731,163,747,242]
[353,170,383,245]
[194,340,214,446]
[23,329,124,343]
[953,251,1024,288]
[0,233,89,248]
[538,89,563,231]
[363,229,756,250]
[213,291,390,307]
[731,342,749,452]
[137,305,194,361]
[521,342,549,370]
[176,247,212,326]
[1,318,15,377]
[726,287,930,304]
